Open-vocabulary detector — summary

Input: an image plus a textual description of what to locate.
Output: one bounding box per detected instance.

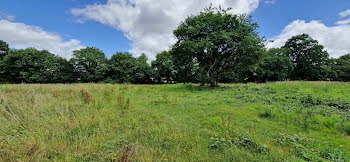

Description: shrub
[300,94,314,106]
[209,137,229,150]
[234,137,269,154]
[259,109,274,118]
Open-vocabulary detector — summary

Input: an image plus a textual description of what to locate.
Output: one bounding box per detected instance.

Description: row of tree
[0,8,349,85]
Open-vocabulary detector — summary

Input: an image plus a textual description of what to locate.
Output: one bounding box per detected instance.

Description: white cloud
[0,20,84,59]
[71,0,260,59]
[267,20,350,58]
[0,13,15,21]
[264,0,275,5]
[339,9,350,18]
[336,18,350,25]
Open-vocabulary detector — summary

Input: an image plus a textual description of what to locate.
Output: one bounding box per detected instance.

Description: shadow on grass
[182,83,235,91]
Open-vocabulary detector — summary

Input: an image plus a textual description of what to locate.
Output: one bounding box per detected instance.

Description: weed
[234,137,269,154]
[209,137,229,150]
[162,93,169,103]
[276,134,347,161]
[121,145,131,162]
[300,94,315,107]
[117,94,130,115]
[221,115,231,140]
[51,91,61,98]
[80,89,94,105]
[259,109,274,118]
[321,115,342,128]
[343,122,350,135]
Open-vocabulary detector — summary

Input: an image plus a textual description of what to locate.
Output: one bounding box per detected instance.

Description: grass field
[0,82,350,161]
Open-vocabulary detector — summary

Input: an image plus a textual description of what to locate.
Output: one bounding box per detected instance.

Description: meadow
[0,82,350,161]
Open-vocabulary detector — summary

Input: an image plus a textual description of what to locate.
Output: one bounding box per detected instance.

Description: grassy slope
[0,82,349,161]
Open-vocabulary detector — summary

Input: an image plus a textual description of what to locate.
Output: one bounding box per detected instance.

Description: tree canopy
[152,51,176,83]
[170,7,264,87]
[254,48,293,82]
[0,9,349,85]
[70,47,108,83]
[0,40,9,60]
[283,34,329,80]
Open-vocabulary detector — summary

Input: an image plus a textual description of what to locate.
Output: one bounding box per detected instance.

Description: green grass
[0,81,350,161]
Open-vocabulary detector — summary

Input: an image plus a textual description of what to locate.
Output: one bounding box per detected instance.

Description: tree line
[0,8,349,85]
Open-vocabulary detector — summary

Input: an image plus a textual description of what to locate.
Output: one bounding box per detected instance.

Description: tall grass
[0,82,349,161]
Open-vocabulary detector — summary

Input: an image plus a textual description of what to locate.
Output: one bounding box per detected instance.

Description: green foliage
[234,137,269,154]
[322,115,342,128]
[329,54,350,82]
[170,7,264,87]
[258,108,275,118]
[52,57,76,83]
[108,52,136,83]
[0,40,9,60]
[277,134,347,161]
[343,122,350,135]
[3,48,58,83]
[70,47,108,83]
[152,51,176,83]
[209,137,229,150]
[254,48,294,82]
[108,52,153,84]
[132,54,154,84]
[283,34,330,80]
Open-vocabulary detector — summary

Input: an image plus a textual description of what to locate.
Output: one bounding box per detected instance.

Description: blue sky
[0,0,349,59]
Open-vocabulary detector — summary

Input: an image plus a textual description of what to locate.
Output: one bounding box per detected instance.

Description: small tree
[283,34,329,80]
[170,7,264,87]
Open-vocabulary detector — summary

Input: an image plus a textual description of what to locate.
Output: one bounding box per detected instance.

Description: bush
[259,109,274,118]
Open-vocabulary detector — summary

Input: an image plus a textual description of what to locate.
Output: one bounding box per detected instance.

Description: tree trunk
[209,80,218,87]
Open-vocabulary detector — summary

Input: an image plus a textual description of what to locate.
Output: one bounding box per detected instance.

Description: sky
[0,0,349,59]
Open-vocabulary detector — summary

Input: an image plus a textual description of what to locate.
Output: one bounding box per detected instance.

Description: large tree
[152,51,176,83]
[3,48,57,83]
[0,40,9,82]
[108,52,153,84]
[70,47,108,83]
[0,40,9,60]
[283,34,329,80]
[329,54,350,81]
[170,7,264,87]
[254,48,294,82]
[52,56,76,83]
[132,54,154,84]
[108,52,137,83]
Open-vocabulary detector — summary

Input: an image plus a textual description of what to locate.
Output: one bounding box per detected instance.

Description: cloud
[267,20,350,58]
[71,0,260,59]
[264,0,275,5]
[339,9,350,18]
[0,20,84,59]
[336,18,350,25]
[0,13,15,21]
